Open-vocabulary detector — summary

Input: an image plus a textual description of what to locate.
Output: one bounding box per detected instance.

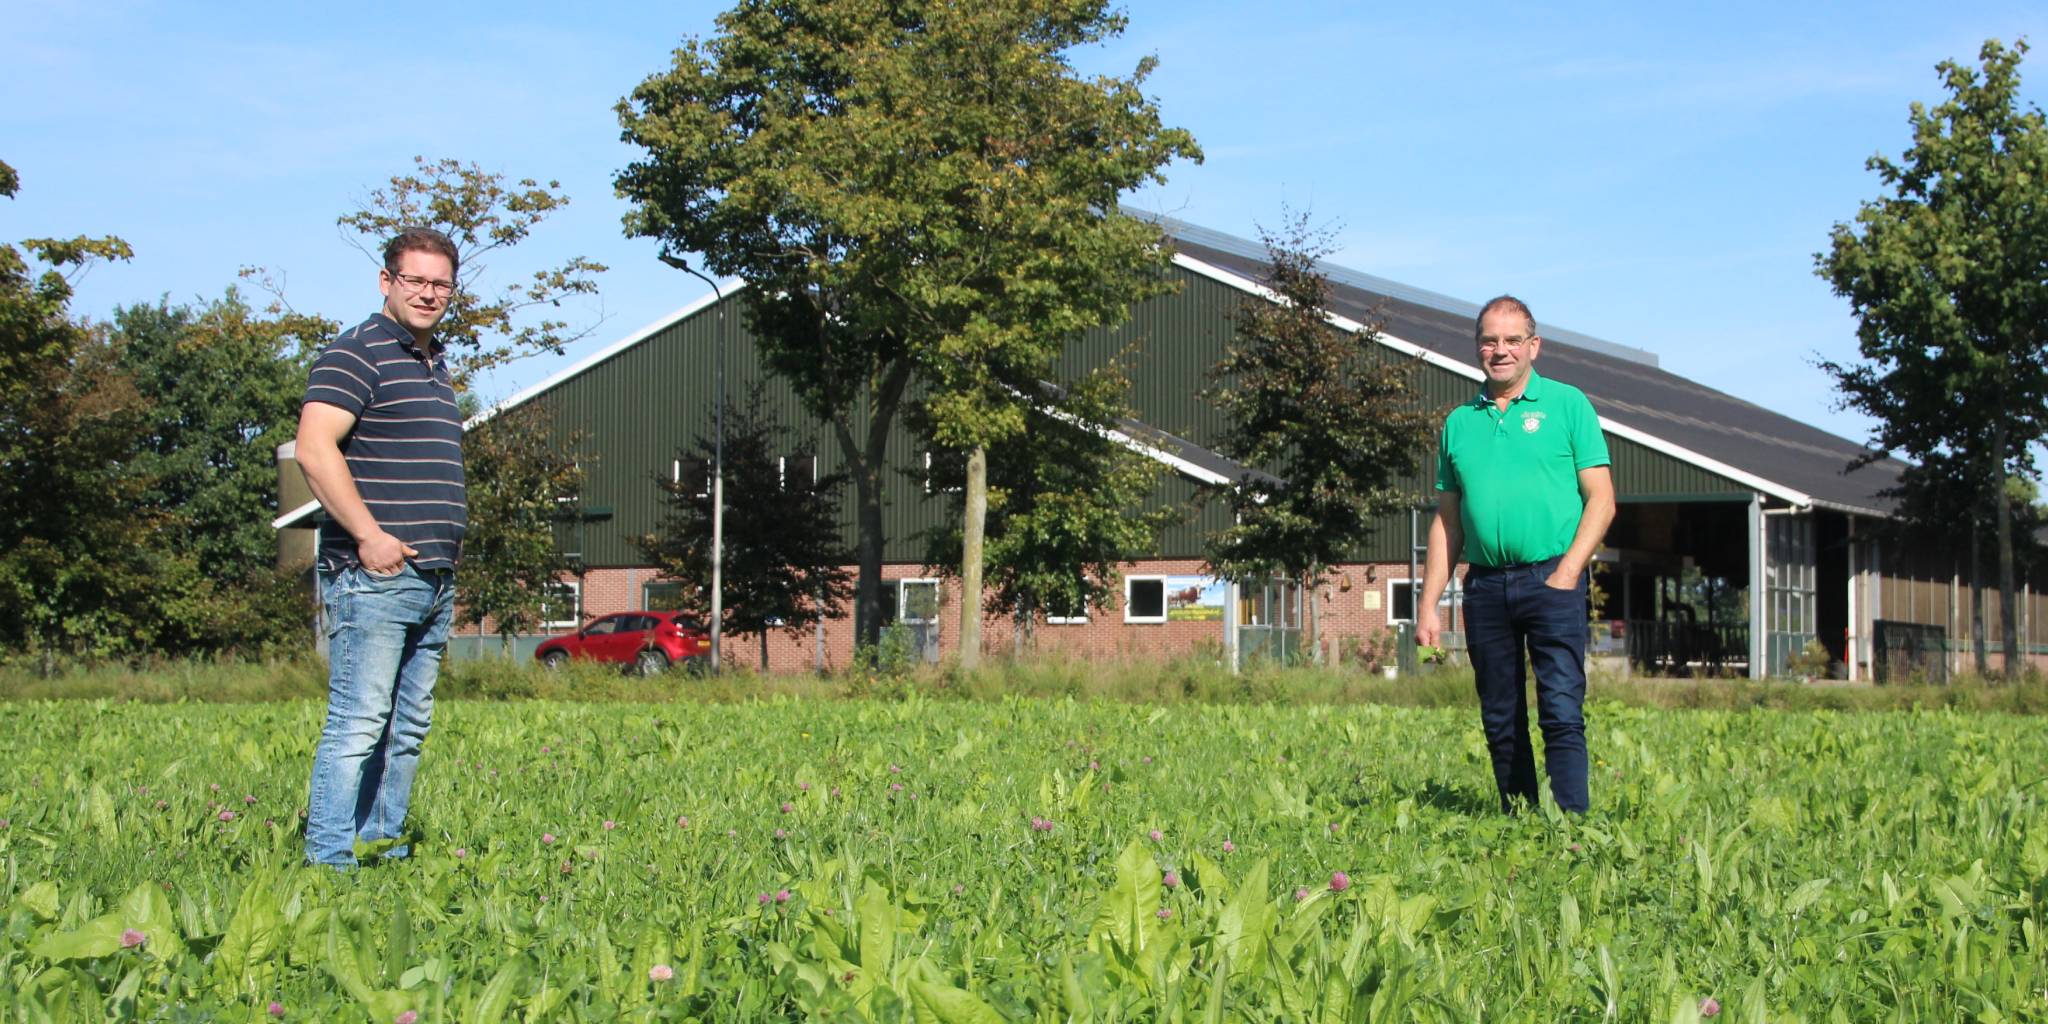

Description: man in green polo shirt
[1417,295,1615,813]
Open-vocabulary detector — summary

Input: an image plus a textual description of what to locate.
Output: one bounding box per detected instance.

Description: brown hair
[1475,295,1536,339]
[382,227,460,278]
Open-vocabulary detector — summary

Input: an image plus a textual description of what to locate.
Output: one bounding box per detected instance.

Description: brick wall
[453,559,1435,673]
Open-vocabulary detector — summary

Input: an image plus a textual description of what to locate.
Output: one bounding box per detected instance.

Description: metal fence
[1871,619,1949,685]
[446,634,552,663]
[1624,620,1750,677]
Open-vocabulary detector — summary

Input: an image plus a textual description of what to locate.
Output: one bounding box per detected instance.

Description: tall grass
[5,650,2045,712]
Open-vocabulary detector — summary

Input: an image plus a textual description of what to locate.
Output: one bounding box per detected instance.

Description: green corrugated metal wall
[529,266,1753,568]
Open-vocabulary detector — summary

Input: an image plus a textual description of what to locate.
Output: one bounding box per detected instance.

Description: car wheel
[540,650,568,670]
[636,648,671,677]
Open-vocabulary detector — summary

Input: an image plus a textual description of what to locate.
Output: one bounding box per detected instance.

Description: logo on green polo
[1521,410,1546,433]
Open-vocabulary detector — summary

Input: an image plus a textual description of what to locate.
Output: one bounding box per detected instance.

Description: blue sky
[6,1,2044,446]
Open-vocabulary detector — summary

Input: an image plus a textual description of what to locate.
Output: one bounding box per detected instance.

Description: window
[582,615,621,636]
[922,452,963,495]
[541,581,581,630]
[897,579,941,624]
[1125,577,1167,624]
[643,580,686,611]
[1387,578,1461,625]
[1045,586,1089,625]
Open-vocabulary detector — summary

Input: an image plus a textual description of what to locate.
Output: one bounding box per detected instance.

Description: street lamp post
[661,255,726,671]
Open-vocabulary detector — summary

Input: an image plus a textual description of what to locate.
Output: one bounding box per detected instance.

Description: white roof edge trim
[1171,252,1483,384]
[1809,498,1890,518]
[465,280,748,431]
[1595,416,1811,508]
[1033,399,1233,486]
[272,499,320,530]
[1171,251,1816,509]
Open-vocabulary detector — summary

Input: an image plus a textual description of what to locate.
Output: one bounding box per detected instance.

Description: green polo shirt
[1435,371,1610,568]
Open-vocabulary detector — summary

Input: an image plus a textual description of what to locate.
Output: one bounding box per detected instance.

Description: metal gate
[1872,619,1948,684]
[1237,578,1304,665]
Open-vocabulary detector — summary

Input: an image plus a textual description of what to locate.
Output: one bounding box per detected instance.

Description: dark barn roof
[1155,219,1906,516]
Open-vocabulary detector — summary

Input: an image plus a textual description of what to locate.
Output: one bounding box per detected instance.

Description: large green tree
[0,158,157,667]
[615,0,1199,661]
[1202,215,1431,663]
[100,293,330,656]
[457,401,589,651]
[917,364,1175,650]
[111,293,328,573]
[1817,39,2048,676]
[338,156,608,383]
[637,389,853,670]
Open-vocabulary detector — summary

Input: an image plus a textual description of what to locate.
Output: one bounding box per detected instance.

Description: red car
[534,611,709,675]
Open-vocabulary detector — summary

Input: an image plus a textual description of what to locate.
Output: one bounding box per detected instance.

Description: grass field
[4,683,2047,1021]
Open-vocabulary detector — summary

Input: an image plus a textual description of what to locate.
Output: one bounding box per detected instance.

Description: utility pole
[661,256,727,671]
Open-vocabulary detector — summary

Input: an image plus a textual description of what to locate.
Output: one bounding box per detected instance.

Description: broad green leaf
[908,974,1005,1024]
[1215,859,1272,971]
[17,880,58,921]
[1090,840,1164,952]
[212,879,283,990]
[472,956,530,1024]
[29,916,127,962]
[86,784,116,840]
[1783,878,1830,918]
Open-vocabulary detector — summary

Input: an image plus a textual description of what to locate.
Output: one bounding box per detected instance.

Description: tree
[112,293,329,573]
[1870,442,2042,674]
[100,293,331,655]
[0,157,159,668]
[457,402,589,651]
[1201,214,1432,663]
[1817,39,2048,676]
[615,0,1199,661]
[338,156,608,383]
[918,364,1176,649]
[636,388,853,669]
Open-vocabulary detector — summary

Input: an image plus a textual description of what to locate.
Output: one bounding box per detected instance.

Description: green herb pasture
[3,697,2046,1021]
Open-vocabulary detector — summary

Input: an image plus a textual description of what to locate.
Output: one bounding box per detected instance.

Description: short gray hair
[1475,295,1536,339]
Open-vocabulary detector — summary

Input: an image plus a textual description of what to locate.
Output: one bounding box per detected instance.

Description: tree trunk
[848,455,887,650]
[959,445,988,670]
[1994,421,2019,678]
[832,359,914,652]
[815,590,827,673]
[1306,570,1323,666]
[761,630,770,672]
[1971,515,1987,676]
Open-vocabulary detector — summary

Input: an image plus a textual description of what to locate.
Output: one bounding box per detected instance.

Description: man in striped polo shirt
[1417,296,1614,814]
[296,227,466,867]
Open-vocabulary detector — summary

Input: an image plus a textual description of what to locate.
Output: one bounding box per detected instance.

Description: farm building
[276,216,2048,678]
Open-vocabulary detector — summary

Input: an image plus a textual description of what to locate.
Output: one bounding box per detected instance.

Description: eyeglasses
[1477,335,1533,352]
[389,272,456,297]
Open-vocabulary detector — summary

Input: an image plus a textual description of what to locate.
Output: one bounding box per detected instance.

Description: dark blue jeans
[1463,555,1590,813]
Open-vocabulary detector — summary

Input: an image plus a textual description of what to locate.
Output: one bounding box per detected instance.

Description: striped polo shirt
[303,312,466,572]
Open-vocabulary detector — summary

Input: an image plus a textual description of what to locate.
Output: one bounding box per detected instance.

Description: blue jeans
[1463,555,1590,813]
[305,563,454,866]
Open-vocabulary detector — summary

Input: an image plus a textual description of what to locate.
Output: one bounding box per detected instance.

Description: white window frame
[921,452,963,495]
[541,581,582,631]
[1124,576,1168,624]
[1386,577,1462,625]
[1045,593,1089,625]
[897,578,942,625]
[642,580,684,612]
